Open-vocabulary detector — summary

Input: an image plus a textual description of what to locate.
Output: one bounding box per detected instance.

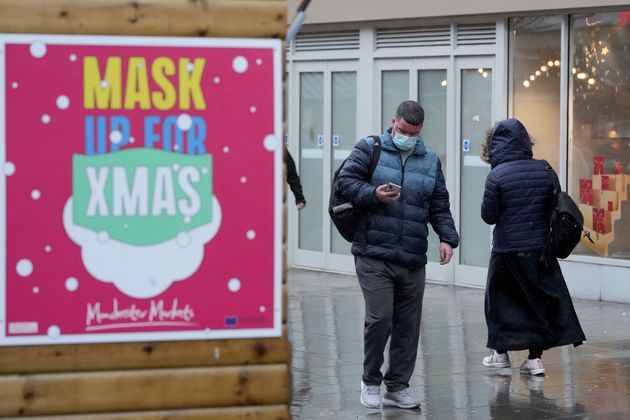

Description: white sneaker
[482,350,511,368]
[382,388,421,409]
[520,358,546,376]
[360,381,381,409]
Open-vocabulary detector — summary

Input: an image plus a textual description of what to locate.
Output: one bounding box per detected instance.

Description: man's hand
[375,184,401,203]
[296,202,306,210]
[439,242,453,265]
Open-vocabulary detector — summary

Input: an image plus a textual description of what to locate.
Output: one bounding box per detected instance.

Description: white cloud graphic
[63,196,222,298]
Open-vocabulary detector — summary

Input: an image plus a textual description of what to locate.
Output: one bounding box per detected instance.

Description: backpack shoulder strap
[367,135,381,181]
[540,159,557,264]
[542,159,562,193]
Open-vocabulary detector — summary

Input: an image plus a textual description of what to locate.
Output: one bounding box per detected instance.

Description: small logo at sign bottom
[224,316,238,327]
[9,322,38,334]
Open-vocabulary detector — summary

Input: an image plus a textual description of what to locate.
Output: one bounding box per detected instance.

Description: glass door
[289,61,358,272]
[375,58,451,283]
[454,56,496,287]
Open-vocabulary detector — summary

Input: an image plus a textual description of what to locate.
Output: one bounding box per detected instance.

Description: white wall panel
[288,0,623,25]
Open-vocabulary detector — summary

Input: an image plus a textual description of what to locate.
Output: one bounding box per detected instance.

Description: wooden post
[0,1,289,418]
[0,0,286,38]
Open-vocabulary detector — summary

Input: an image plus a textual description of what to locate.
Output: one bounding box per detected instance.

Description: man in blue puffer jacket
[337,100,459,409]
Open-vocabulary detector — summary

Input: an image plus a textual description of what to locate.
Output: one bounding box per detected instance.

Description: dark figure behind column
[285,149,306,210]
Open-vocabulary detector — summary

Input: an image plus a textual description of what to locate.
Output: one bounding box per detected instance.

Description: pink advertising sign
[0,35,283,345]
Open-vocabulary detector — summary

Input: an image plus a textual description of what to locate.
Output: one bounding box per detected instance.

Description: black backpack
[328,136,381,242]
[543,160,593,259]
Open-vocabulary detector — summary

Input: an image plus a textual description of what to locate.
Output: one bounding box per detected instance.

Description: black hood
[488,119,533,168]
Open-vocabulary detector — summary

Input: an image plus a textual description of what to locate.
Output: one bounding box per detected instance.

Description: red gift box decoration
[608,201,614,212]
[594,155,605,175]
[601,175,610,190]
[580,178,593,205]
[615,161,623,175]
[593,208,605,233]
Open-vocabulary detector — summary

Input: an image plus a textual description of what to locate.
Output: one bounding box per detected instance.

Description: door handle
[333,135,340,147]
[317,134,323,146]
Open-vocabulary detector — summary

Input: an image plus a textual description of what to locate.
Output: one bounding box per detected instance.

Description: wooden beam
[282,244,288,284]
[282,203,288,244]
[282,284,288,324]
[2,405,290,419]
[0,0,286,38]
[0,365,289,416]
[0,337,288,374]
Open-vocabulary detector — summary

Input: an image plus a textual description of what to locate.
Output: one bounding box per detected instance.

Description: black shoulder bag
[543,160,593,259]
[328,136,381,242]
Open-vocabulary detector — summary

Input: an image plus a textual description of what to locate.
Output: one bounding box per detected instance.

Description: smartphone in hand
[386,182,402,192]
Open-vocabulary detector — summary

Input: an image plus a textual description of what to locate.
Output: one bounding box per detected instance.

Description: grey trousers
[356,256,426,392]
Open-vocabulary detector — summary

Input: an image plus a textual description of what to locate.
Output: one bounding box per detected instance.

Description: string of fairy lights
[522,59,562,88]
[522,27,620,91]
[522,58,603,89]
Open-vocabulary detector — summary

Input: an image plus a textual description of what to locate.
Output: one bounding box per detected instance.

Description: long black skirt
[485,250,586,353]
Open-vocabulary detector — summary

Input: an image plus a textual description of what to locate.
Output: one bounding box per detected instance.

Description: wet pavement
[287,268,630,419]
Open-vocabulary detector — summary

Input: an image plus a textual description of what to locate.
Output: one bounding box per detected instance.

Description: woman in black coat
[480,119,585,376]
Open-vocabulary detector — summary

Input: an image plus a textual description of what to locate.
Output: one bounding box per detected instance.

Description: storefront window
[418,70,447,263]
[570,11,630,259]
[382,70,409,132]
[509,16,562,170]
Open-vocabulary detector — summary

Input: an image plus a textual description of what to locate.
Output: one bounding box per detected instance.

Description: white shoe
[382,388,421,409]
[520,358,546,376]
[360,381,381,409]
[482,350,511,368]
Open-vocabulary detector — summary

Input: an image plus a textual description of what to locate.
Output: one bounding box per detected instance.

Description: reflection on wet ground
[288,269,630,419]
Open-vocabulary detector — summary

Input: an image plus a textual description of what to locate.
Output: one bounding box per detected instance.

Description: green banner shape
[73,149,212,245]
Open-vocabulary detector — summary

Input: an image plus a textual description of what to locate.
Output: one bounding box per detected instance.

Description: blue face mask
[392,132,418,151]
